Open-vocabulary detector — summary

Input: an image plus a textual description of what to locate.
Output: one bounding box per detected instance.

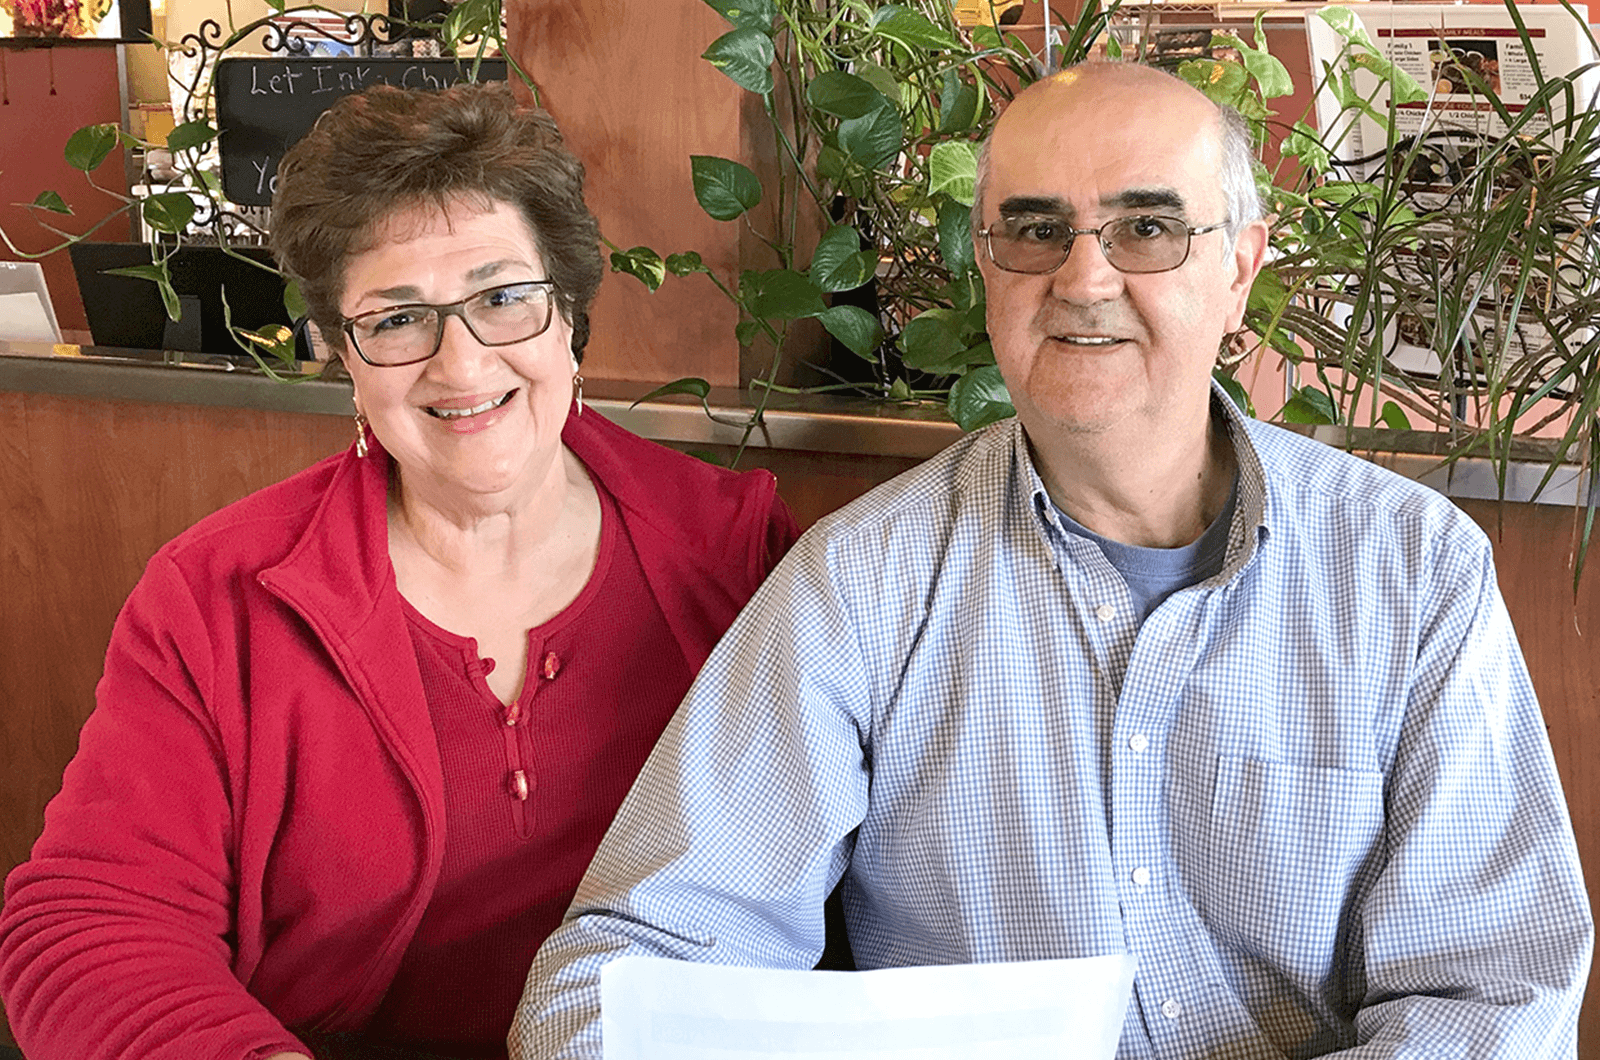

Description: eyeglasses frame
[977,215,1230,276]
[341,279,560,368]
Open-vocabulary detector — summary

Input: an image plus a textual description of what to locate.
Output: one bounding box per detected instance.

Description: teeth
[429,392,513,419]
[1061,335,1120,346]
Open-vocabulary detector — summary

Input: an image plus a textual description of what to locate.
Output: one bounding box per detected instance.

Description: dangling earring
[572,372,584,417]
[354,410,370,458]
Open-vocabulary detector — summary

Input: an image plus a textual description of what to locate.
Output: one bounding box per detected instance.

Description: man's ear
[1225,218,1270,332]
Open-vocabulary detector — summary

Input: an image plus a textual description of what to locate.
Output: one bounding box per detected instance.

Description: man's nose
[1050,230,1123,304]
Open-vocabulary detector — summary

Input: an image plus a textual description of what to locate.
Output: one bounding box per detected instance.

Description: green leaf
[916,340,995,377]
[898,308,965,368]
[971,25,1001,50]
[703,0,775,32]
[237,322,297,364]
[1379,400,1411,431]
[808,224,878,293]
[1212,32,1293,99]
[164,120,217,153]
[610,246,666,291]
[1247,267,1290,318]
[703,26,775,95]
[816,144,848,183]
[142,192,196,235]
[852,60,900,105]
[869,5,959,51]
[1280,385,1339,425]
[690,155,763,221]
[744,268,826,320]
[1176,59,1249,109]
[937,199,975,277]
[807,71,884,119]
[666,251,708,276]
[633,376,712,405]
[1105,34,1122,60]
[947,365,1014,430]
[928,140,977,205]
[819,304,884,360]
[734,319,762,346]
[64,124,119,172]
[1212,369,1253,417]
[283,279,308,322]
[1349,52,1426,105]
[1314,6,1376,49]
[438,0,498,49]
[104,260,180,320]
[937,69,979,133]
[887,377,913,401]
[29,190,71,215]
[1282,121,1330,173]
[837,98,902,170]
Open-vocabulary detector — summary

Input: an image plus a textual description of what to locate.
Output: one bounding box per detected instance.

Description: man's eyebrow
[1105,188,1187,214]
[997,195,1068,218]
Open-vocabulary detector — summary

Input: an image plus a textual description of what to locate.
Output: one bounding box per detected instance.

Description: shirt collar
[1011,380,1271,584]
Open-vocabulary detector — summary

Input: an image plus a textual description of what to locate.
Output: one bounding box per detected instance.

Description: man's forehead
[985,71,1223,217]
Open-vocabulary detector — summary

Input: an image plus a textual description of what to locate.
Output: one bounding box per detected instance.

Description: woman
[0,82,798,1060]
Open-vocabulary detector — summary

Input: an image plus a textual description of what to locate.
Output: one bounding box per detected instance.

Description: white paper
[601,954,1137,1060]
[0,292,61,344]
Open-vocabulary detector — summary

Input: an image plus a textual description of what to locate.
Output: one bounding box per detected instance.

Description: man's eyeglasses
[342,280,558,367]
[978,215,1229,276]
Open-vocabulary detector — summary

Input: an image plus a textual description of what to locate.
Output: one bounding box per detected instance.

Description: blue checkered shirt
[512,401,1592,1060]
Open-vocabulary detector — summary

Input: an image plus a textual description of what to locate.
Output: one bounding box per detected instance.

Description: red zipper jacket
[0,408,798,1060]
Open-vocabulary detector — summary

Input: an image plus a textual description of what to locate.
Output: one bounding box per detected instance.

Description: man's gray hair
[968,69,1264,249]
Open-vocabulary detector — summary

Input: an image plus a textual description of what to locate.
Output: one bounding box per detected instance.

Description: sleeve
[0,553,311,1060]
[1339,536,1593,1057]
[508,533,874,1060]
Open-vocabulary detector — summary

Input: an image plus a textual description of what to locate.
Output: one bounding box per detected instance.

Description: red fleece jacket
[0,409,798,1060]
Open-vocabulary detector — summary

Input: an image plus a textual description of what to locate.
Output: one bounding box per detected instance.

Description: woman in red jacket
[0,82,798,1060]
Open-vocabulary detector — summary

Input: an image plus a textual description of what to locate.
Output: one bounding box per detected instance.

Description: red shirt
[367,483,693,1056]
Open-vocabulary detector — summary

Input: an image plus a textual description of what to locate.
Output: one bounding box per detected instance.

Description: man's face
[977,69,1267,440]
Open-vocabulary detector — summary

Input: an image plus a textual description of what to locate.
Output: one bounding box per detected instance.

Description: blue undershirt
[1053,473,1239,626]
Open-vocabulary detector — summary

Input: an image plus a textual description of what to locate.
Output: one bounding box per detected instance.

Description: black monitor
[69,242,305,359]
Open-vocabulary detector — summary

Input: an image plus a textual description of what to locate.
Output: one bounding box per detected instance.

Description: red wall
[0,44,131,334]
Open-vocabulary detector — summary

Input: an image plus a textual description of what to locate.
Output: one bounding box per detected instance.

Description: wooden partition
[1,385,1597,1053]
[0,44,132,335]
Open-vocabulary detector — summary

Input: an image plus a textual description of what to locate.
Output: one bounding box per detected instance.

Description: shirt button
[1161,998,1182,1020]
[1094,603,1115,622]
[542,651,561,679]
[1131,866,1150,887]
[1128,734,1149,753]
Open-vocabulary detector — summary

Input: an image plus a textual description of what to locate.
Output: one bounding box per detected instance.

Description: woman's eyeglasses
[342,280,558,367]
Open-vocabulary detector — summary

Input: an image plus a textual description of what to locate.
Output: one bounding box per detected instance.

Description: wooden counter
[1,343,1596,1053]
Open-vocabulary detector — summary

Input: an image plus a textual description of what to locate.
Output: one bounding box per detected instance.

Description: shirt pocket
[1199,755,1385,979]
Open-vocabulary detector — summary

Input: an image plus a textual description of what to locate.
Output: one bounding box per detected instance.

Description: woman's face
[340,197,576,508]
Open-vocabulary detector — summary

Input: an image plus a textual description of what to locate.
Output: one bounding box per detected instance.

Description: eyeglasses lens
[988,216,1191,275]
[351,282,554,366]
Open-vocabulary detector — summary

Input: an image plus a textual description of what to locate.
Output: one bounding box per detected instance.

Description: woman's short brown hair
[271,80,603,362]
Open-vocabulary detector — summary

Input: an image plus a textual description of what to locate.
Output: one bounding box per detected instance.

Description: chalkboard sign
[214,57,507,207]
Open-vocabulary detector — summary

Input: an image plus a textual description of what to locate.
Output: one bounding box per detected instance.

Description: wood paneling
[0,391,350,882]
[504,1,746,387]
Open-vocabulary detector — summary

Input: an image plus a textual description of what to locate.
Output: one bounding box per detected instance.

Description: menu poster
[1307,4,1600,168]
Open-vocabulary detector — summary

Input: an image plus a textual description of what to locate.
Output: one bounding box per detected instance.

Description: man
[512,64,1592,1058]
